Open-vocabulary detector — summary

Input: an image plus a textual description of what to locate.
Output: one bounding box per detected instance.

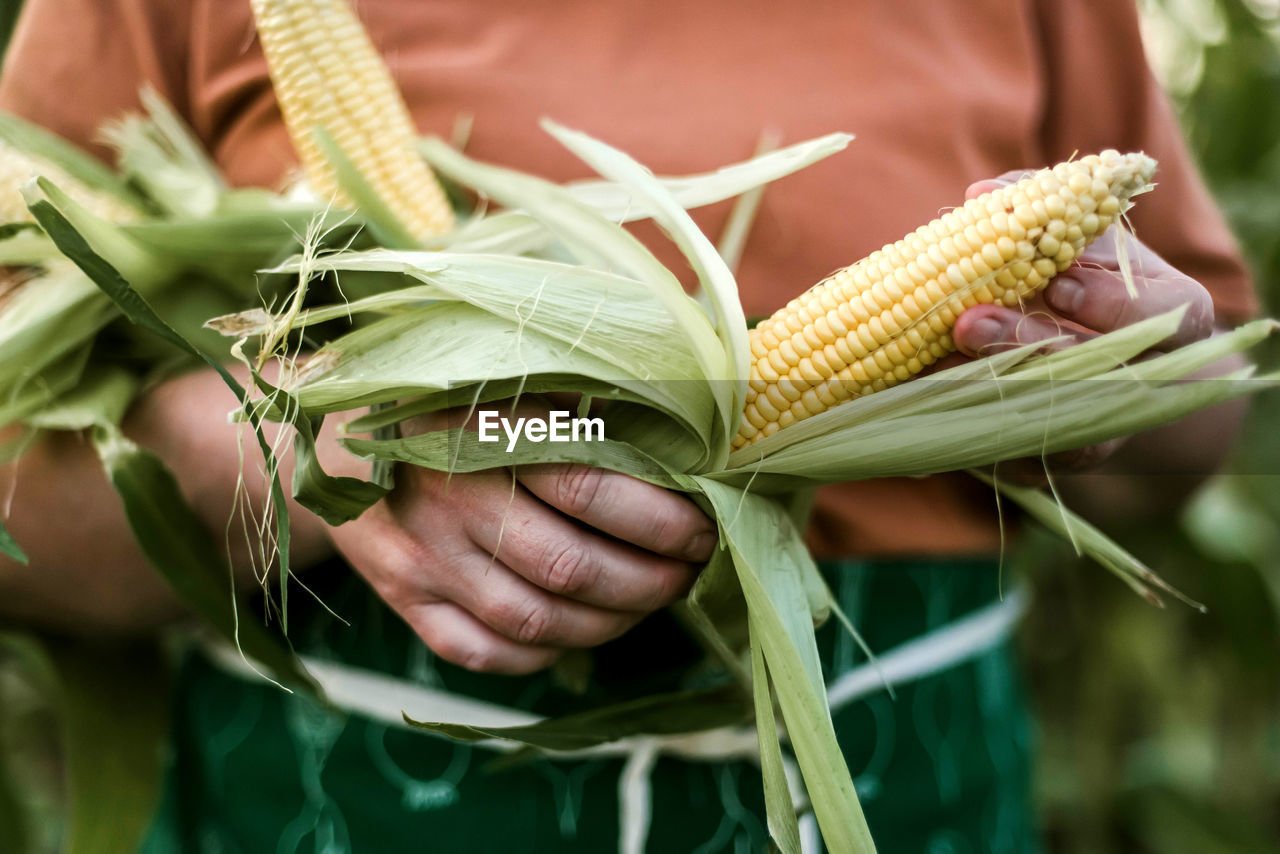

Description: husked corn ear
[734,150,1158,449]
[0,140,138,225]
[250,0,455,241]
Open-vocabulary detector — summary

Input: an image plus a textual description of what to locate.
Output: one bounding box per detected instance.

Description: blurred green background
[1,0,1279,852]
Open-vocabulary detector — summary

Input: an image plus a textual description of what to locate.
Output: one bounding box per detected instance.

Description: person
[0,1,1256,851]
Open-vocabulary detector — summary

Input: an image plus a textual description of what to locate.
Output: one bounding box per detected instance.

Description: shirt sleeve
[1032,0,1256,322]
[0,0,190,163]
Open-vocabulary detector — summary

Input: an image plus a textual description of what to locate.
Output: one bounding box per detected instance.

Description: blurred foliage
[1023,1,1280,851]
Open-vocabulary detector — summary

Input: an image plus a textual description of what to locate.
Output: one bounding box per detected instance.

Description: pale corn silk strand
[736,151,1157,448]
[249,0,455,241]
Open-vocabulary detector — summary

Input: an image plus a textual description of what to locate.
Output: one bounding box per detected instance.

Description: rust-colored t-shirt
[0,0,1254,557]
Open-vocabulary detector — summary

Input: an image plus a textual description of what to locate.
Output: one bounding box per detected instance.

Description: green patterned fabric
[141,556,1040,853]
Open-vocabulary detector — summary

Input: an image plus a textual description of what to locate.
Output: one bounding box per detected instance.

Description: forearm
[0,367,347,634]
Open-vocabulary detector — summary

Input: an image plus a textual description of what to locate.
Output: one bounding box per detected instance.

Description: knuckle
[643,509,678,550]
[481,595,554,645]
[542,538,596,596]
[414,617,495,672]
[457,643,502,674]
[553,465,602,516]
[644,561,688,610]
[1189,292,1215,340]
[513,600,555,645]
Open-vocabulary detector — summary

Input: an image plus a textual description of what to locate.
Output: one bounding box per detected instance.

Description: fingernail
[1047,278,1084,315]
[684,531,717,561]
[968,316,1005,347]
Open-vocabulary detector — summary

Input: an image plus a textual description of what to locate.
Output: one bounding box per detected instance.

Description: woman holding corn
[0,0,1255,851]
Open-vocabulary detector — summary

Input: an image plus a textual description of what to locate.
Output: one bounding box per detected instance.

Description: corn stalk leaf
[0,347,92,429]
[0,227,62,265]
[24,193,315,655]
[544,121,749,469]
[720,317,1279,487]
[566,132,853,221]
[246,369,388,526]
[91,425,318,694]
[26,178,169,292]
[419,138,732,424]
[274,250,706,384]
[403,684,749,752]
[677,541,750,686]
[750,624,803,854]
[0,520,26,565]
[973,470,1203,609]
[101,86,226,219]
[0,266,115,393]
[122,205,360,279]
[0,112,141,210]
[313,126,419,249]
[694,477,874,854]
[343,427,681,491]
[432,132,853,258]
[22,366,138,432]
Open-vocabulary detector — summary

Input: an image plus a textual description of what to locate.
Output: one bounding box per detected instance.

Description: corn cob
[249,0,455,241]
[0,139,138,225]
[734,150,1157,449]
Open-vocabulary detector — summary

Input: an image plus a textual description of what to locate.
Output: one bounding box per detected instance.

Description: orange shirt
[0,0,1255,556]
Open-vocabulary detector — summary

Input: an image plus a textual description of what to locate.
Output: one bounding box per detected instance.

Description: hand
[328,402,715,675]
[949,172,1216,482]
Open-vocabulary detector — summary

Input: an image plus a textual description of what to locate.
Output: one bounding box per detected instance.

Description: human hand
[949,171,1216,481]
[328,402,716,675]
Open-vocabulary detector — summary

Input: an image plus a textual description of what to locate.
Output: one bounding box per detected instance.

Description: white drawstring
[202,587,1028,853]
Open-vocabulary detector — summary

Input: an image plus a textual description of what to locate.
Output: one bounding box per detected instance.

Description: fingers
[456,471,697,612]
[1046,234,1215,348]
[981,438,1128,489]
[517,464,717,561]
[403,600,563,675]
[963,171,1214,350]
[430,550,645,649]
[953,304,1093,358]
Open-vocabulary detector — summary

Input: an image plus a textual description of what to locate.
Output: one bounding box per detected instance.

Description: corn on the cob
[734,150,1157,449]
[250,0,455,241]
[0,140,138,225]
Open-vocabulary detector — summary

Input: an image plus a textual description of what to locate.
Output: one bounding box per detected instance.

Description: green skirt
[141,556,1040,853]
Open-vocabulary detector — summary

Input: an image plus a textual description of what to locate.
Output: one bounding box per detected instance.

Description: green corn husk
[0,92,373,441]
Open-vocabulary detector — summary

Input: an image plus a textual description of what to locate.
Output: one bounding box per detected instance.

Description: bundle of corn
[2,95,370,702]
[9,2,1275,852]
[0,115,147,429]
[0,139,139,226]
[209,129,1270,854]
[70,4,1256,852]
[0,88,384,436]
